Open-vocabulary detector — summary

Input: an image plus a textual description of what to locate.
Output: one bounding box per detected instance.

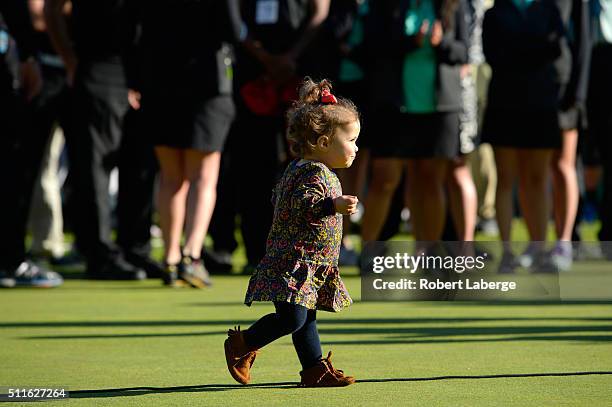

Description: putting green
[2,261,612,406]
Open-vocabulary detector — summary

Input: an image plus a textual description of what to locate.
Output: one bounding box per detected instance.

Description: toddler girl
[224,78,360,387]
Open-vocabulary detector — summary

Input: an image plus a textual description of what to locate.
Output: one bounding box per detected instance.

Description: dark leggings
[243,302,322,370]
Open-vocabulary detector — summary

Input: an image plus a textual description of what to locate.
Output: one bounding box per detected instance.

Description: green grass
[2,266,612,406]
[3,220,611,406]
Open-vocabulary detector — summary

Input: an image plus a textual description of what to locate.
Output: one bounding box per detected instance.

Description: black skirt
[482,108,561,149]
[146,94,235,152]
[370,111,461,159]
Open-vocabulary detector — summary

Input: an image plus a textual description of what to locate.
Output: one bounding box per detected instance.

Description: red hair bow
[321,89,338,104]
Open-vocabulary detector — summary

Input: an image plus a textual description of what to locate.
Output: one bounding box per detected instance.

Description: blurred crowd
[1,0,611,288]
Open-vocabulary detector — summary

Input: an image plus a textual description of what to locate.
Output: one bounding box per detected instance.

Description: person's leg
[360,158,403,241]
[117,108,159,268]
[182,149,221,258]
[29,128,66,258]
[412,158,448,241]
[551,129,579,241]
[600,138,612,244]
[226,303,326,385]
[493,147,518,251]
[516,149,553,242]
[208,144,239,255]
[243,302,308,349]
[292,309,322,370]
[405,160,421,238]
[236,112,281,268]
[588,44,612,243]
[475,144,498,226]
[446,157,478,241]
[0,99,35,271]
[27,66,71,260]
[155,146,188,265]
[204,148,238,273]
[69,64,132,274]
[0,70,63,286]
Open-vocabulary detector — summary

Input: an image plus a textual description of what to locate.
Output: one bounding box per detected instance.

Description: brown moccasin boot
[224,326,258,384]
[299,351,355,387]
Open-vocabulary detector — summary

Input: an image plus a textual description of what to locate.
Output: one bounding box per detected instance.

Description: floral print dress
[244,159,353,312]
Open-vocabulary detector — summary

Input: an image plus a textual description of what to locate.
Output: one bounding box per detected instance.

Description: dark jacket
[128,0,242,99]
[366,0,469,113]
[483,0,566,111]
[553,0,591,109]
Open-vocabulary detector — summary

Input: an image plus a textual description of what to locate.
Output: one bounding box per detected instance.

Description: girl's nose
[355,146,359,153]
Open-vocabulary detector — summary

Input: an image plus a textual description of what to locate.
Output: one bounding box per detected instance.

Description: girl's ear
[317,135,330,150]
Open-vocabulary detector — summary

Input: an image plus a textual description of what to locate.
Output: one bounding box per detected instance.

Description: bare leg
[412,158,448,241]
[182,150,221,259]
[517,149,553,242]
[155,146,188,265]
[405,161,416,232]
[493,147,518,252]
[360,158,403,242]
[551,129,579,241]
[447,157,478,241]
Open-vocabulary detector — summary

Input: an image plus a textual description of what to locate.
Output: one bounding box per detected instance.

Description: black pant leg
[588,44,612,241]
[600,135,612,241]
[291,309,322,370]
[235,109,284,266]
[0,98,30,270]
[67,61,129,268]
[117,107,158,257]
[0,66,67,269]
[244,302,309,349]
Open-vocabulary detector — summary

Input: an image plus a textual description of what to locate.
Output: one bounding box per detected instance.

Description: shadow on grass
[21,326,612,342]
[69,371,612,399]
[8,316,612,343]
[322,334,612,345]
[54,268,260,281]
[4,316,612,329]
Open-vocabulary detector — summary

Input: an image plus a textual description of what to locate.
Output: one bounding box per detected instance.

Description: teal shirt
[402,0,437,113]
[339,0,369,82]
[512,0,535,12]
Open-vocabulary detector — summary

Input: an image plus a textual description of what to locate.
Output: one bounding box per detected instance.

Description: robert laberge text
[373,278,517,292]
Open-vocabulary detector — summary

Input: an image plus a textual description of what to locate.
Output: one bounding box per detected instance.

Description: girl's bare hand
[334,195,359,215]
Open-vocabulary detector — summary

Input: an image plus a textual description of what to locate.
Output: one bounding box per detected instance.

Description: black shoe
[161,263,186,287]
[49,251,84,267]
[87,257,147,280]
[201,249,233,274]
[124,252,164,279]
[180,256,212,288]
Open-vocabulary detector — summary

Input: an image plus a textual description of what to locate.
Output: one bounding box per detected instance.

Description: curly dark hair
[286,77,360,158]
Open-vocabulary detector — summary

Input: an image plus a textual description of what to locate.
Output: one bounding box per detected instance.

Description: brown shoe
[224,326,258,384]
[299,351,355,387]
